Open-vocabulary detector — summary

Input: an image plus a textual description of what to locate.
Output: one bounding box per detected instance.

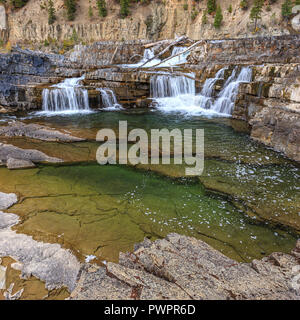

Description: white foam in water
[42,75,90,113]
[97,88,123,110]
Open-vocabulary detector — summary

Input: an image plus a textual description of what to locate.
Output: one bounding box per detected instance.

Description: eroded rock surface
[0,192,81,293]
[0,192,17,211]
[70,233,300,300]
[0,121,84,142]
[6,158,36,170]
[0,142,62,167]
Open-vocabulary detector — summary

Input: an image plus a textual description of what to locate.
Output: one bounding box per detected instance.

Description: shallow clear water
[0,109,299,263]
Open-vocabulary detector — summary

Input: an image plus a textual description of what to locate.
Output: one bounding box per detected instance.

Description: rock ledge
[70,234,300,300]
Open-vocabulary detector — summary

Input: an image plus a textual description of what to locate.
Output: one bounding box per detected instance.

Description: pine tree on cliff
[207,0,216,15]
[282,0,293,20]
[202,9,208,25]
[250,0,263,31]
[65,0,77,21]
[48,0,56,25]
[120,0,130,18]
[10,0,29,9]
[214,6,223,28]
[97,0,107,17]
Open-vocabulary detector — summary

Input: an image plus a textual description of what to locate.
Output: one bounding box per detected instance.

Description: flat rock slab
[0,192,18,211]
[6,158,36,170]
[0,143,62,166]
[0,192,80,293]
[70,234,300,300]
[0,121,84,142]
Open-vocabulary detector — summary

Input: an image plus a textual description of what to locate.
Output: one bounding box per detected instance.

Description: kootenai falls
[0,0,299,303]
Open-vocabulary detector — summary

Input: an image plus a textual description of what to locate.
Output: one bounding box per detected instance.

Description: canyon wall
[0,0,298,46]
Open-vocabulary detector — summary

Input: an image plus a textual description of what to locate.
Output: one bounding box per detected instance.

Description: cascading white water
[42,76,90,112]
[197,67,226,109]
[151,67,252,116]
[211,67,252,114]
[151,73,195,98]
[97,88,122,110]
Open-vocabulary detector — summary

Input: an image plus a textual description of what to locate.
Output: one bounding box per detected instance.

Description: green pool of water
[0,110,299,263]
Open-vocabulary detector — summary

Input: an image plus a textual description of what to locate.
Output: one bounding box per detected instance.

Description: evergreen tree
[65,0,77,21]
[202,9,208,25]
[240,0,249,10]
[97,0,107,17]
[10,0,29,8]
[207,0,216,15]
[88,5,93,18]
[250,0,263,30]
[120,0,129,18]
[282,0,293,20]
[295,0,300,5]
[214,5,223,28]
[228,4,233,13]
[48,0,56,25]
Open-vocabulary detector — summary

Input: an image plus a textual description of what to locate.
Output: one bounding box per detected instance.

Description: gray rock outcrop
[0,121,84,142]
[70,234,300,300]
[0,142,62,167]
[0,192,81,292]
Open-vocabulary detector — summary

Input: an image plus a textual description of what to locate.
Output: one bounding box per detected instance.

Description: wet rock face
[233,63,300,162]
[70,234,300,300]
[0,49,63,110]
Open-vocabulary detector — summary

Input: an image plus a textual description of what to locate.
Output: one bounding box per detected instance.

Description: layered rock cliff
[0,0,299,47]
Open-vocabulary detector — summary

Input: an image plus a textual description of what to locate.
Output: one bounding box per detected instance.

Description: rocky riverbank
[1,189,299,300]
[70,233,300,300]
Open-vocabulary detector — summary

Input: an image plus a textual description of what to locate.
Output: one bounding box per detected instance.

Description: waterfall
[197,68,226,109]
[211,67,252,114]
[42,76,90,112]
[151,73,195,98]
[151,67,252,116]
[97,88,122,110]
